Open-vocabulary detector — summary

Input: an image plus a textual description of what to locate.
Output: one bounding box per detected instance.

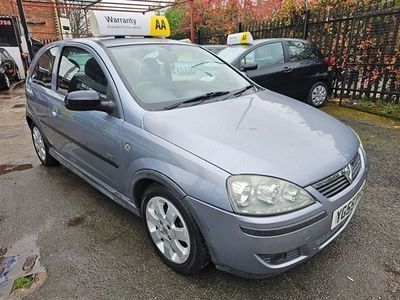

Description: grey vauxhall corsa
[25,34,368,278]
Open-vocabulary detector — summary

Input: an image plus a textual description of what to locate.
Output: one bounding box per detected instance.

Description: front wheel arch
[141,183,210,274]
[132,170,186,213]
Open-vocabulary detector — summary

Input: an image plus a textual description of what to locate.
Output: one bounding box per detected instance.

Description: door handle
[282,66,292,73]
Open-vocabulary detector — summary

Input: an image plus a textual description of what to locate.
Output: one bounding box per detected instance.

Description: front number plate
[331,182,365,230]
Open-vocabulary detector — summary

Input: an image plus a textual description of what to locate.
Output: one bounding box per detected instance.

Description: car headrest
[84,58,107,86]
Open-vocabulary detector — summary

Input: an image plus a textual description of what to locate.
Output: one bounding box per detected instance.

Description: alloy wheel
[146,196,191,264]
[32,127,46,162]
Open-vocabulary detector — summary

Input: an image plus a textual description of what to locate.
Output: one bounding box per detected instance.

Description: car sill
[49,147,140,216]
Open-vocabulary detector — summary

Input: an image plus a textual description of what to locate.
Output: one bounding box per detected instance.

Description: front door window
[241,43,284,69]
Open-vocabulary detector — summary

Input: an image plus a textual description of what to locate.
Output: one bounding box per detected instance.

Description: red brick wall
[0,0,60,41]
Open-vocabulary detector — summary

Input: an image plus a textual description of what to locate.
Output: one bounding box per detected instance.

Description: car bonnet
[143,90,359,187]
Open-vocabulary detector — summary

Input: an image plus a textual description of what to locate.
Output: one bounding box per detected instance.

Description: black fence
[186,0,400,103]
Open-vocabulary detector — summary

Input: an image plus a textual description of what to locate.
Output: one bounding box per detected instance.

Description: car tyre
[307,82,328,108]
[2,73,11,90]
[141,183,209,275]
[30,124,58,166]
[15,68,21,81]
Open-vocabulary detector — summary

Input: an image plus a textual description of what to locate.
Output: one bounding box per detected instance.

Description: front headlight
[227,175,315,216]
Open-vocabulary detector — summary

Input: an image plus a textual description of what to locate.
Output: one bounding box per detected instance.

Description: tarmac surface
[0,86,399,299]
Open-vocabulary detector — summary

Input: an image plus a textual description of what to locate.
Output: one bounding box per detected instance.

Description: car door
[238,42,292,95]
[285,40,327,99]
[26,46,59,138]
[46,44,124,193]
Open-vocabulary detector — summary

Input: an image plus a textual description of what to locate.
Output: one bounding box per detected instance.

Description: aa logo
[155,19,166,30]
[150,16,170,37]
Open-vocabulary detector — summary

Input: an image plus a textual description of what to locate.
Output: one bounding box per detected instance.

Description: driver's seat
[68,58,107,96]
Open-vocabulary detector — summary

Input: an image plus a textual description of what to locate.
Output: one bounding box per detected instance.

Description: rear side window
[31,47,58,88]
[57,46,108,99]
[287,41,318,61]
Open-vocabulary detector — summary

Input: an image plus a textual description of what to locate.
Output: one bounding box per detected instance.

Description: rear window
[287,41,321,61]
[31,47,58,88]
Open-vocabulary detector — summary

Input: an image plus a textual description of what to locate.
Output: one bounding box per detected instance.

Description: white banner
[89,11,170,37]
[227,32,253,45]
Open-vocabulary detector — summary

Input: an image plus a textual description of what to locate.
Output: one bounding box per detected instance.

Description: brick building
[0,0,61,42]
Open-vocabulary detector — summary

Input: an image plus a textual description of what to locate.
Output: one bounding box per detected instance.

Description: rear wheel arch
[29,121,58,166]
[26,115,34,129]
[318,78,331,90]
[26,116,50,145]
[307,81,329,107]
[305,77,329,95]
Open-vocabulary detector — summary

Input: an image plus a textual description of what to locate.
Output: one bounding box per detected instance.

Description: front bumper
[186,150,368,278]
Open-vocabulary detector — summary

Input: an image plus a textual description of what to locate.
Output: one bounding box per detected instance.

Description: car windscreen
[218,45,250,63]
[108,44,251,111]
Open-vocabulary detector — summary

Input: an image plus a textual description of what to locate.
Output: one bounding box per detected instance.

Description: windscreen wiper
[232,85,255,97]
[164,91,230,110]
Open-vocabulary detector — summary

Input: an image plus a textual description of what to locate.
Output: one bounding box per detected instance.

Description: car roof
[226,37,310,47]
[254,38,308,43]
[202,45,226,48]
[49,37,311,49]
[51,37,192,48]
[254,37,309,44]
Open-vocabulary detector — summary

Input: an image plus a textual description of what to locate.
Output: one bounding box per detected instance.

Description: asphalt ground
[0,86,399,299]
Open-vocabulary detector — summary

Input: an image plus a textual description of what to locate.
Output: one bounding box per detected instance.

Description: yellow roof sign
[227,32,254,46]
[89,11,170,37]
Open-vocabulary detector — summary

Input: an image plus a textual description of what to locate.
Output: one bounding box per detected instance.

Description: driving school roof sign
[226,32,253,45]
[89,11,170,37]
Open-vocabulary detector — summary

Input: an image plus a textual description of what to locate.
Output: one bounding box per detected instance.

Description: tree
[165,6,184,32]
[170,0,285,41]
[63,0,97,38]
[69,8,88,38]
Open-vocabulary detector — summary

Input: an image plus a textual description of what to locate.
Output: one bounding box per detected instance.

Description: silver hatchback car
[25,35,368,278]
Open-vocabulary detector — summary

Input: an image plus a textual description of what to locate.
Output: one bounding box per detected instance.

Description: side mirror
[240,62,258,72]
[65,90,115,114]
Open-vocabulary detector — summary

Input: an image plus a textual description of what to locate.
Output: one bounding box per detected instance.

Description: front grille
[313,153,361,198]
